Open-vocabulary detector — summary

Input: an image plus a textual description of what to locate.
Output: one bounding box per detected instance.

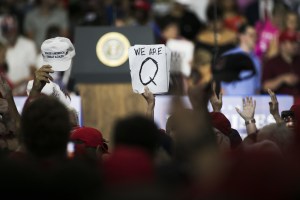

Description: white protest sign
[129,44,170,94]
[166,39,194,77]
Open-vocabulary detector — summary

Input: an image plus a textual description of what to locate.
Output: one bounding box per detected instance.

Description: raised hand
[142,86,155,119]
[32,65,54,93]
[236,97,256,121]
[210,82,222,112]
[142,86,155,106]
[268,89,279,115]
[268,89,282,123]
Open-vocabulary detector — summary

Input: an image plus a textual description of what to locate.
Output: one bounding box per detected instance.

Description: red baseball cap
[279,30,300,43]
[70,127,108,152]
[134,0,151,11]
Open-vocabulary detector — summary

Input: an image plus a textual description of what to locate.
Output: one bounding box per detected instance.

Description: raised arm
[236,97,257,135]
[209,82,223,112]
[142,86,155,120]
[267,89,283,124]
[0,75,20,135]
[29,65,54,98]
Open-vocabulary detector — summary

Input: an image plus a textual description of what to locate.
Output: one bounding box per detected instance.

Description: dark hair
[157,16,179,31]
[237,23,252,34]
[206,4,224,22]
[46,25,61,39]
[218,0,240,14]
[21,96,71,158]
[113,115,160,156]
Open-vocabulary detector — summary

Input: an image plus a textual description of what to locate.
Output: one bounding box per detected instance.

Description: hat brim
[42,59,72,71]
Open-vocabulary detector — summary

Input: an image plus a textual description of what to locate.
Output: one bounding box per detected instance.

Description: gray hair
[257,123,293,153]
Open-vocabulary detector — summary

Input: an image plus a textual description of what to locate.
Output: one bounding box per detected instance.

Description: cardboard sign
[129,45,170,94]
[166,39,194,77]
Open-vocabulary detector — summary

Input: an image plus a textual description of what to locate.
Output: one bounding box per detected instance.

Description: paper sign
[129,45,170,94]
[166,39,194,77]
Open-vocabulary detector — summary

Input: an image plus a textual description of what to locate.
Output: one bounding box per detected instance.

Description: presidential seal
[96,32,130,67]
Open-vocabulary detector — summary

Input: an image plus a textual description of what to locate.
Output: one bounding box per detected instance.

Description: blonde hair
[192,49,212,68]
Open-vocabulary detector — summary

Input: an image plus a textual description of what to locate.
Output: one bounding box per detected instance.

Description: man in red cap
[70,127,108,159]
[262,30,300,95]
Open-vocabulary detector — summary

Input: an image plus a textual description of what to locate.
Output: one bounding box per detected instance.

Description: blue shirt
[221,47,261,95]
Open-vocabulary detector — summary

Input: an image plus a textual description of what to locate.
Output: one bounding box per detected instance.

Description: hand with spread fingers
[236,97,257,134]
[32,65,54,94]
[210,82,222,112]
[236,97,256,121]
[268,89,283,123]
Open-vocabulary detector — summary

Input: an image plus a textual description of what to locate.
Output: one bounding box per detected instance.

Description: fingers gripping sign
[31,65,54,94]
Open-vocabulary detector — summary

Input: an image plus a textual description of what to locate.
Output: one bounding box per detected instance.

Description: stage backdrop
[71,26,155,83]
[70,26,155,140]
[154,95,294,138]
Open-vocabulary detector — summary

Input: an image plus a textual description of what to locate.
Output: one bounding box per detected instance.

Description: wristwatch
[245,118,256,125]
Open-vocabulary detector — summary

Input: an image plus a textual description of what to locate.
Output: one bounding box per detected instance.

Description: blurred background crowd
[1,0,300,96]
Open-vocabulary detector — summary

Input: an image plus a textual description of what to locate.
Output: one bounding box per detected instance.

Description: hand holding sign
[129,45,170,94]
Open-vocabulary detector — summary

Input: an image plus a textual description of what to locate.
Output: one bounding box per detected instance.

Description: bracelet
[245,118,256,125]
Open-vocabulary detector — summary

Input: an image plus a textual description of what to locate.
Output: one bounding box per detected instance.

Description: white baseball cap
[41,37,75,71]
[174,0,191,6]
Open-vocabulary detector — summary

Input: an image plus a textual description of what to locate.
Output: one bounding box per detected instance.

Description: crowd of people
[1,0,300,199]
[0,51,300,198]
[0,0,300,96]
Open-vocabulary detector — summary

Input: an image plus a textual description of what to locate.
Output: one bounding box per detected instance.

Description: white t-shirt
[6,36,37,83]
[6,36,37,95]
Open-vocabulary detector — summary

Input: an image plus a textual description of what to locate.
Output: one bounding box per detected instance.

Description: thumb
[235,107,242,115]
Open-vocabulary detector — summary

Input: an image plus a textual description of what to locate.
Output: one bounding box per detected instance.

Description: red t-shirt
[262,55,300,95]
[224,15,245,32]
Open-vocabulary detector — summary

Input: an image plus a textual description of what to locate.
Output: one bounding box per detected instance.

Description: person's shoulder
[223,29,237,41]
[196,30,211,43]
[223,47,242,56]
[18,36,36,48]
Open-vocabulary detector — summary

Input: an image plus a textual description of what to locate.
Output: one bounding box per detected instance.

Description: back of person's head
[103,146,155,187]
[0,15,18,41]
[112,115,160,156]
[237,23,252,35]
[258,123,293,153]
[70,126,108,158]
[21,96,71,158]
[45,25,61,39]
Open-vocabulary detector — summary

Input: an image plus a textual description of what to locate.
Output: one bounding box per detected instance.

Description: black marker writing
[139,57,158,86]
